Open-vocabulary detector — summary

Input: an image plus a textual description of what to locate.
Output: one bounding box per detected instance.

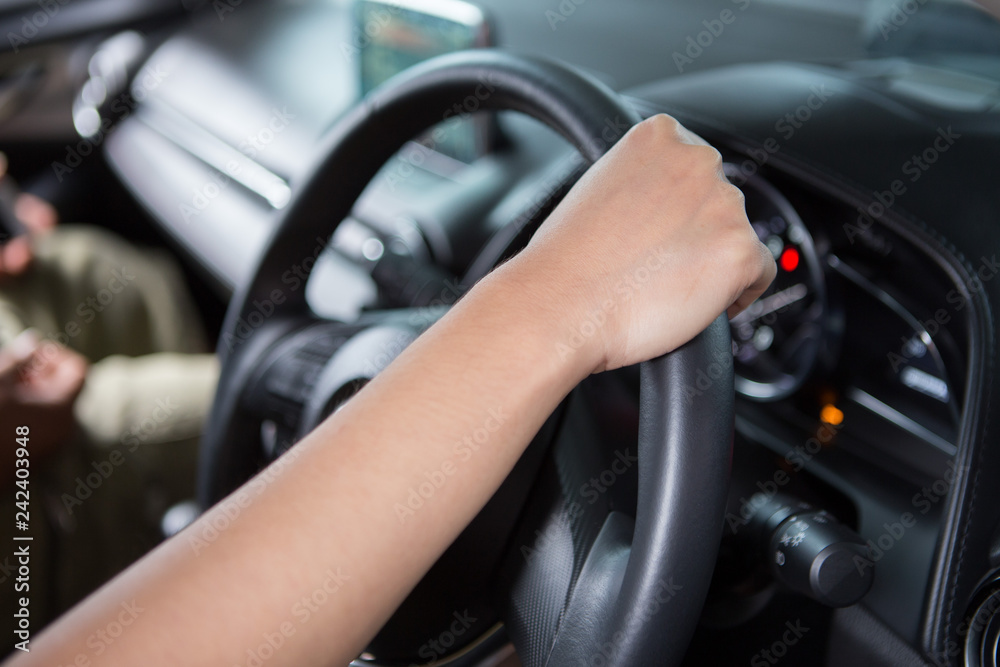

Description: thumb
[0,328,40,381]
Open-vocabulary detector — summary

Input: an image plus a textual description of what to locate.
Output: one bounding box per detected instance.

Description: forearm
[7,113,775,667]
[10,256,592,667]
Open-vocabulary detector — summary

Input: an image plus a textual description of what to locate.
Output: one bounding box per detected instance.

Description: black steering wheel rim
[199,49,734,667]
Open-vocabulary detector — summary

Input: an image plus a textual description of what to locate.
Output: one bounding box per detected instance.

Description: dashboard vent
[965,577,1000,667]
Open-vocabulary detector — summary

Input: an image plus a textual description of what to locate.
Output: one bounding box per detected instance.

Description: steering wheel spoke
[205,310,433,496]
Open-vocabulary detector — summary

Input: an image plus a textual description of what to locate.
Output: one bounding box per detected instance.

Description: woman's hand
[507,114,775,373]
[4,114,774,667]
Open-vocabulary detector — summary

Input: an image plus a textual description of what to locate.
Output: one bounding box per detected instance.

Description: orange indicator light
[820,404,844,426]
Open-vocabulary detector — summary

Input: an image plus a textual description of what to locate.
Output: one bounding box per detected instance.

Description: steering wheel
[200,50,734,667]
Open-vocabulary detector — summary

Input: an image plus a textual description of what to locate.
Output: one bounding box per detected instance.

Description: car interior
[1,0,999,665]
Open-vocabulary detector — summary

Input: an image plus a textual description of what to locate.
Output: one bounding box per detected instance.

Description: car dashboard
[39,0,997,664]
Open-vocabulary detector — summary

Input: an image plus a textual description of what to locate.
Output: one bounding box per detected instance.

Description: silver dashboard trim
[847,386,957,457]
[136,99,292,209]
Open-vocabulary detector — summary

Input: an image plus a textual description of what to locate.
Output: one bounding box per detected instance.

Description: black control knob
[371,250,463,309]
[738,494,873,608]
[766,509,873,608]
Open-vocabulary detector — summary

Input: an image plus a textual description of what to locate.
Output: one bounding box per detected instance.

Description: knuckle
[716,180,746,210]
[691,144,724,172]
[644,113,681,134]
[628,114,680,145]
[703,181,748,222]
[714,217,759,267]
[721,231,755,264]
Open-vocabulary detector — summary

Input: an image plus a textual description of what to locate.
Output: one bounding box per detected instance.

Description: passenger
[4,115,775,666]
[0,154,219,634]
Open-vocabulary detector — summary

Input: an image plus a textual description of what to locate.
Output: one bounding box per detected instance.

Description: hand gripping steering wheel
[200,50,733,667]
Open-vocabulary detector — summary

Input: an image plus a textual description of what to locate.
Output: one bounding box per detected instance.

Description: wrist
[477,252,608,380]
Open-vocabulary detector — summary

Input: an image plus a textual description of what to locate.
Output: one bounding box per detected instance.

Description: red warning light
[780,247,800,272]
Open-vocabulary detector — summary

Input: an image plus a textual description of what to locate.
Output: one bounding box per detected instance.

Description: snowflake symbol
[780,526,808,548]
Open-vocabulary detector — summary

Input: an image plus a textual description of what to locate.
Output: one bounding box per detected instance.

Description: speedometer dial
[727,166,827,400]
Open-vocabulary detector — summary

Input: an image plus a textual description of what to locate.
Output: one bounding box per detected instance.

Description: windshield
[466,0,1000,98]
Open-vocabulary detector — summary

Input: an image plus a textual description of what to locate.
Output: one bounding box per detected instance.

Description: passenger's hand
[0,153,59,279]
[14,191,59,234]
[0,233,32,277]
[0,331,87,464]
[511,114,776,373]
